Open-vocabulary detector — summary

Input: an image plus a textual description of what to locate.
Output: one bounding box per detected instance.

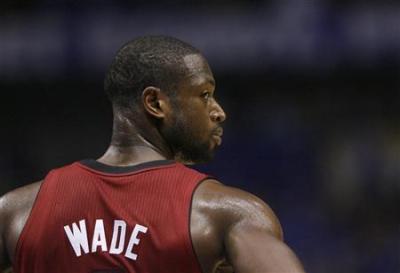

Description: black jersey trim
[78,159,176,174]
[188,176,214,273]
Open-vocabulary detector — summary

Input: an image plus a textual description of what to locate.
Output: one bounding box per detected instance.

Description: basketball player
[0,36,305,273]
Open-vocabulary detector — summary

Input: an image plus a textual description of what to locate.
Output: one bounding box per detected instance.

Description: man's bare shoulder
[0,181,43,268]
[193,178,283,239]
[0,181,43,221]
[192,179,306,273]
[0,181,43,212]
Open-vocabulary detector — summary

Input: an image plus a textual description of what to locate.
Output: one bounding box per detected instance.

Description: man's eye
[202,92,211,100]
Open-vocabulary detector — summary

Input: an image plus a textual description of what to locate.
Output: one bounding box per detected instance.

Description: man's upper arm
[225,222,305,273]
[212,183,306,273]
[0,181,42,272]
[0,194,11,270]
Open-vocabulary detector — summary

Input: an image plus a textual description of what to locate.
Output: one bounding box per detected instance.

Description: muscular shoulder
[0,181,42,266]
[192,179,283,239]
[0,181,43,239]
[191,179,285,272]
[0,182,43,218]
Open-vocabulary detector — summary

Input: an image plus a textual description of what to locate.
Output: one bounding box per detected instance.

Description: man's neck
[104,111,175,166]
[97,144,169,167]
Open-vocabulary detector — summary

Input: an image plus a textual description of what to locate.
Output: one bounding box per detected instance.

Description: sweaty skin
[0,179,305,273]
[0,53,305,273]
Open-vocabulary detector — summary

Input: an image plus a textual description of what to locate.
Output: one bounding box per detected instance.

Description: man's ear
[142,86,170,119]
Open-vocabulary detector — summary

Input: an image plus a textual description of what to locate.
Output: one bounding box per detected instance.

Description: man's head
[105,35,226,163]
[105,35,199,109]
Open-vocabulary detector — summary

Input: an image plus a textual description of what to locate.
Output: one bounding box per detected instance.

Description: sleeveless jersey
[15,159,208,273]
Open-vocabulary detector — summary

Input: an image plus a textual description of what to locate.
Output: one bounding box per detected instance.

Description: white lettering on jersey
[64,219,148,261]
[125,224,148,260]
[91,219,108,252]
[109,220,127,255]
[64,220,90,257]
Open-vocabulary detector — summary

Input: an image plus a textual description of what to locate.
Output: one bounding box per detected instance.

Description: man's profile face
[162,54,226,164]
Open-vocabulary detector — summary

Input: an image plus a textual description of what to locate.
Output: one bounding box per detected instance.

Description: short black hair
[104,35,200,110]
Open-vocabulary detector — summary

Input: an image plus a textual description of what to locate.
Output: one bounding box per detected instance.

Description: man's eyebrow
[208,78,216,86]
[199,77,215,87]
[191,76,215,87]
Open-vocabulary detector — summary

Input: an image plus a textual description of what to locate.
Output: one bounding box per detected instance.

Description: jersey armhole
[186,175,212,273]
[13,171,56,270]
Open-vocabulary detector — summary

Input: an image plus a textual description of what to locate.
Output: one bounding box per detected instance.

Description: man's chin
[175,150,214,165]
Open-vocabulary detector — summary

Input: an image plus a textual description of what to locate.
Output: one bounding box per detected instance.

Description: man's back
[5,160,212,273]
[0,159,305,273]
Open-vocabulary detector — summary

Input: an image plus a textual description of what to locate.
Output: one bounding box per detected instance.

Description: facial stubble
[162,106,215,164]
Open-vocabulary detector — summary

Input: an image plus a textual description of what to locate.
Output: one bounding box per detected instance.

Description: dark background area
[1,0,399,272]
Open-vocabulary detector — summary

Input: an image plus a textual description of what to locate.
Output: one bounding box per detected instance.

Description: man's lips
[212,127,223,146]
[213,127,223,137]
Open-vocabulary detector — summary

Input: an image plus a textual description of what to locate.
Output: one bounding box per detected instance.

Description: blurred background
[1,0,399,272]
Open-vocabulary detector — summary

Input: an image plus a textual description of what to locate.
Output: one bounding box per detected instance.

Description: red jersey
[15,160,208,273]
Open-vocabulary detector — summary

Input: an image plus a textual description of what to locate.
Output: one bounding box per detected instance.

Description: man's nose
[210,101,226,123]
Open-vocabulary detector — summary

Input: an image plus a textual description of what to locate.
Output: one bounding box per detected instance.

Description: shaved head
[104,35,200,111]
